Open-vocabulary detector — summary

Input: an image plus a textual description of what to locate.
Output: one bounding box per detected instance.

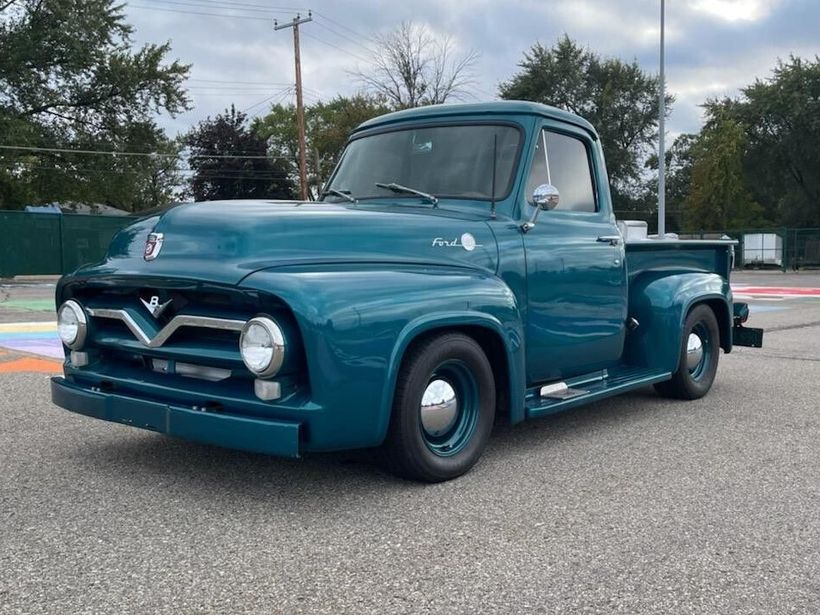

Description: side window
[525,129,597,213]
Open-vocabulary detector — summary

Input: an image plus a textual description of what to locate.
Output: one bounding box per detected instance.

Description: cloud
[123,0,820,138]
[690,0,783,22]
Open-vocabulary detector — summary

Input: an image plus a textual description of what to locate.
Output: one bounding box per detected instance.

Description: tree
[185,106,294,202]
[252,94,389,198]
[499,36,672,212]
[355,21,478,109]
[0,0,190,210]
[706,56,820,227]
[684,114,766,230]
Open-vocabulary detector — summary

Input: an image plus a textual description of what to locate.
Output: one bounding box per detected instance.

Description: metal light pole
[657,0,666,237]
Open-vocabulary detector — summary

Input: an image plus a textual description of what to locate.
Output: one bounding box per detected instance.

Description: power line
[312,11,378,45]
[188,79,294,85]
[241,87,295,114]
[134,0,299,16]
[128,4,270,21]
[141,0,306,12]
[188,86,294,90]
[301,31,370,64]
[312,19,375,55]
[1,163,295,180]
[187,84,322,96]
[0,144,288,160]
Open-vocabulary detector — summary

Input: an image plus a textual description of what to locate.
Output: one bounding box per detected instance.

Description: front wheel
[655,304,720,400]
[383,333,496,482]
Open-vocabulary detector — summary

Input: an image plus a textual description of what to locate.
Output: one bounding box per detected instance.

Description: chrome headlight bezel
[239,316,286,378]
[57,299,88,350]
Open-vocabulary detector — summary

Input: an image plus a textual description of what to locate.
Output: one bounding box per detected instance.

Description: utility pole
[657,0,666,237]
[275,12,312,201]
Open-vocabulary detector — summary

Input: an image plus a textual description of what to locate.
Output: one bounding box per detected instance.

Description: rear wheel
[655,304,720,400]
[383,332,496,482]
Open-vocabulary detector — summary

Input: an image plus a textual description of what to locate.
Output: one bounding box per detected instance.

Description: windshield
[325,124,521,202]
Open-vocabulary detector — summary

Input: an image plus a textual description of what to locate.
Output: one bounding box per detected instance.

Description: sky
[123,0,820,140]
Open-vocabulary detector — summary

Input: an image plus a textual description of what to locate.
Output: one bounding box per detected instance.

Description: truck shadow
[69,385,680,502]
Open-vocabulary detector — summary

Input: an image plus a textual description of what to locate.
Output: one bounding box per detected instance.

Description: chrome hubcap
[686,332,704,371]
[420,379,458,437]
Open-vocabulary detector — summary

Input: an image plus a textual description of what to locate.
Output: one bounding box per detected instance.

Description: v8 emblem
[140,295,172,319]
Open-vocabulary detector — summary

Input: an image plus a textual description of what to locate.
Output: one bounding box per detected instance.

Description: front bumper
[51,376,301,457]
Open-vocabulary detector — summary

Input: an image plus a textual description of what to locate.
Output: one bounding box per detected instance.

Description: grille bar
[87,308,245,348]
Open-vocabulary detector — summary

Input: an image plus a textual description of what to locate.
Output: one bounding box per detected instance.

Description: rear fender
[623,272,731,373]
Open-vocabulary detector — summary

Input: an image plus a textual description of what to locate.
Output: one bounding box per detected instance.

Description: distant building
[24,202,131,216]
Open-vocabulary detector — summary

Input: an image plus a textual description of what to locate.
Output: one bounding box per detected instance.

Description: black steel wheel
[383,332,496,482]
[655,304,720,400]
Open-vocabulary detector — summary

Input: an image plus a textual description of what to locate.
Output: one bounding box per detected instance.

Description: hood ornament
[143,232,164,261]
[140,295,173,319]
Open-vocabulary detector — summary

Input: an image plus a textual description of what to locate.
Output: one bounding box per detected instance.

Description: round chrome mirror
[532,184,560,211]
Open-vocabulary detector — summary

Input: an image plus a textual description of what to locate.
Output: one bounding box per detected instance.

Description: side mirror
[533,183,560,210]
[522,184,560,232]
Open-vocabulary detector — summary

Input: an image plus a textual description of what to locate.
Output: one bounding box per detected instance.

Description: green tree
[185,106,294,201]
[706,56,820,226]
[685,115,766,230]
[0,0,190,210]
[499,36,672,212]
[252,94,389,198]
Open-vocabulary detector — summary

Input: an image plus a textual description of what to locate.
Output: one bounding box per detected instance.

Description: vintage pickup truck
[51,101,762,481]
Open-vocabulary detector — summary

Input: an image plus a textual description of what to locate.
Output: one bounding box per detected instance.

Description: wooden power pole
[275,12,312,200]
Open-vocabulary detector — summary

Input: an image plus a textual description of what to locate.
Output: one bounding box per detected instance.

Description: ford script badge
[143,232,164,261]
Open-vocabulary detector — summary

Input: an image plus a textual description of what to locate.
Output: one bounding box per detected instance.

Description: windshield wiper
[321,188,357,203]
[375,182,438,207]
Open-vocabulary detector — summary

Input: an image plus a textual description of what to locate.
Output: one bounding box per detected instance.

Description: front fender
[385,309,526,429]
[624,272,731,373]
[240,265,524,450]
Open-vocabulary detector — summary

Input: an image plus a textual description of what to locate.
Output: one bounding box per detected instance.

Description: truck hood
[87,200,499,286]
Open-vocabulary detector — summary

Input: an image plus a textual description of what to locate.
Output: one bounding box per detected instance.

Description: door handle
[597,235,621,246]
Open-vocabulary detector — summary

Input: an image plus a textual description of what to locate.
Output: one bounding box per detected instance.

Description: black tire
[382,332,496,482]
[654,304,720,400]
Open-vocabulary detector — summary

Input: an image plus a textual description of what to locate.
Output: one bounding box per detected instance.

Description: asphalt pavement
[1,273,819,614]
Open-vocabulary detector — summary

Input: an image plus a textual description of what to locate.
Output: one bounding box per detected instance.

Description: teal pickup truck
[51,101,762,482]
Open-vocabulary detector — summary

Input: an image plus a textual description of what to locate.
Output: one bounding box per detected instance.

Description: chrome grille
[87,308,245,348]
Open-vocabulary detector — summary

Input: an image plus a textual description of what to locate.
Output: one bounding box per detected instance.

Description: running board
[526,366,671,419]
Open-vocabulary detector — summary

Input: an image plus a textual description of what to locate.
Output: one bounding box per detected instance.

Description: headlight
[239,316,285,378]
[57,300,88,350]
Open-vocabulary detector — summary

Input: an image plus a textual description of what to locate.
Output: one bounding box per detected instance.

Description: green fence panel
[0,210,133,277]
[0,211,63,277]
[60,214,132,274]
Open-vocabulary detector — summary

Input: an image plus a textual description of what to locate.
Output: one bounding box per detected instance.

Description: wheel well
[696,299,731,352]
[400,325,511,418]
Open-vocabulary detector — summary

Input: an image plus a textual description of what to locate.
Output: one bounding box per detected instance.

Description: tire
[654,304,720,400]
[383,332,496,482]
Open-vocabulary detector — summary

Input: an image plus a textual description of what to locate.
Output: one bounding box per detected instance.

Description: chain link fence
[675,228,820,271]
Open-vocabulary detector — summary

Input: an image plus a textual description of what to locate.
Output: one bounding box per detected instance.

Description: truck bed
[625,239,736,282]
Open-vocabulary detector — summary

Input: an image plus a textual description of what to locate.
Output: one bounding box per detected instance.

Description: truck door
[522,123,627,384]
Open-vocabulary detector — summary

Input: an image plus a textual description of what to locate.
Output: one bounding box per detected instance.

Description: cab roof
[354,100,598,138]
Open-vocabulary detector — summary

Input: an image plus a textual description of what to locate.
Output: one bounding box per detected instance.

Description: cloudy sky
[123,0,819,139]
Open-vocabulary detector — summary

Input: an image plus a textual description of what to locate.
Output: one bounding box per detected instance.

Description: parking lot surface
[1,273,819,614]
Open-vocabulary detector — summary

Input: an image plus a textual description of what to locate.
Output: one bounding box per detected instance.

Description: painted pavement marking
[0,321,63,359]
[0,298,55,312]
[0,284,815,363]
[732,286,820,301]
[0,357,62,374]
